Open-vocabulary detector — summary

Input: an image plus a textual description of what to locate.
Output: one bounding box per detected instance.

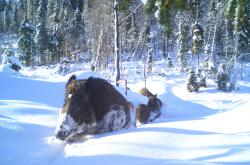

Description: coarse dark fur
[147,94,162,122]
[138,88,154,98]
[135,104,150,126]
[56,75,130,140]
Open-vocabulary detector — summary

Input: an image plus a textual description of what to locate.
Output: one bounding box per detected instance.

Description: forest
[0,0,250,89]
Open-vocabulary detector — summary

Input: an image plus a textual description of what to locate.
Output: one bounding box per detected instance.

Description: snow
[1,61,250,165]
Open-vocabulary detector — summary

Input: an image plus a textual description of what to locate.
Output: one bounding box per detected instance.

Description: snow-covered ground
[1,61,250,165]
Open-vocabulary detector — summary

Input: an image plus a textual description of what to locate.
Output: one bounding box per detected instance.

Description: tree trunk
[114,0,120,86]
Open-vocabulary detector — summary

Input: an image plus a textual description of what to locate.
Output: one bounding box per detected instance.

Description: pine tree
[3,6,10,32]
[18,16,36,66]
[7,0,12,11]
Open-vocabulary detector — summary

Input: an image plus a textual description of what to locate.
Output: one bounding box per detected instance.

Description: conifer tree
[177,17,187,71]
[71,7,84,60]
[145,0,187,34]
[48,10,61,62]
[7,0,12,11]
[12,4,19,33]
[146,48,153,73]
[127,13,139,51]
[36,0,48,64]
[18,16,36,66]
[3,6,10,32]
[187,68,199,92]
[27,0,34,22]
[192,22,204,67]
[0,0,6,12]
[216,64,229,91]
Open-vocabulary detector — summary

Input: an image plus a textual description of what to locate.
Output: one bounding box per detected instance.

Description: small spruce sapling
[197,67,207,88]
[216,64,229,91]
[166,56,173,67]
[187,68,199,92]
[146,48,153,73]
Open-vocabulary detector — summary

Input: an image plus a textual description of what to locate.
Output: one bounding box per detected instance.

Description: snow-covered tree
[196,67,207,88]
[71,7,85,61]
[27,0,34,22]
[216,64,229,91]
[127,13,139,52]
[18,17,36,66]
[177,16,188,71]
[36,0,48,64]
[166,57,173,68]
[146,48,153,73]
[3,6,10,32]
[12,4,19,33]
[203,44,217,79]
[192,22,204,67]
[187,68,199,92]
[48,11,62,62]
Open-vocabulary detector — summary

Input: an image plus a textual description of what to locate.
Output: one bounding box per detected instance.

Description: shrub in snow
[187,68,199,92]
[166,57,173,67]
[1,47,21,72]
[216,64,229,91]
[139,87,154,98]
[55,75,130,141]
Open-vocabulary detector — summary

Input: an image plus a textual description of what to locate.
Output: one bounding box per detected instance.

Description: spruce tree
[216,64,229,91]
[187,68,199,92]
[27,0,34,22]
[7,0,12,11]
[0,0,6,12]
[177,17,187,71]
[192,22,204,67]
[3,6,10,32]
[18,16,36,66]
[146,48,153,73]
[12,4,19,33]
[127,13,139,51]
[48,10,61,62]
[36,0,48,64]
[71,7,84,60]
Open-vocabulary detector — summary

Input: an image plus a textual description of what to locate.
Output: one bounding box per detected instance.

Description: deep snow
[1,61,250,165]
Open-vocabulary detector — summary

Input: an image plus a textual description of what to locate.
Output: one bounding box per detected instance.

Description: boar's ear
[66,75,76,89]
